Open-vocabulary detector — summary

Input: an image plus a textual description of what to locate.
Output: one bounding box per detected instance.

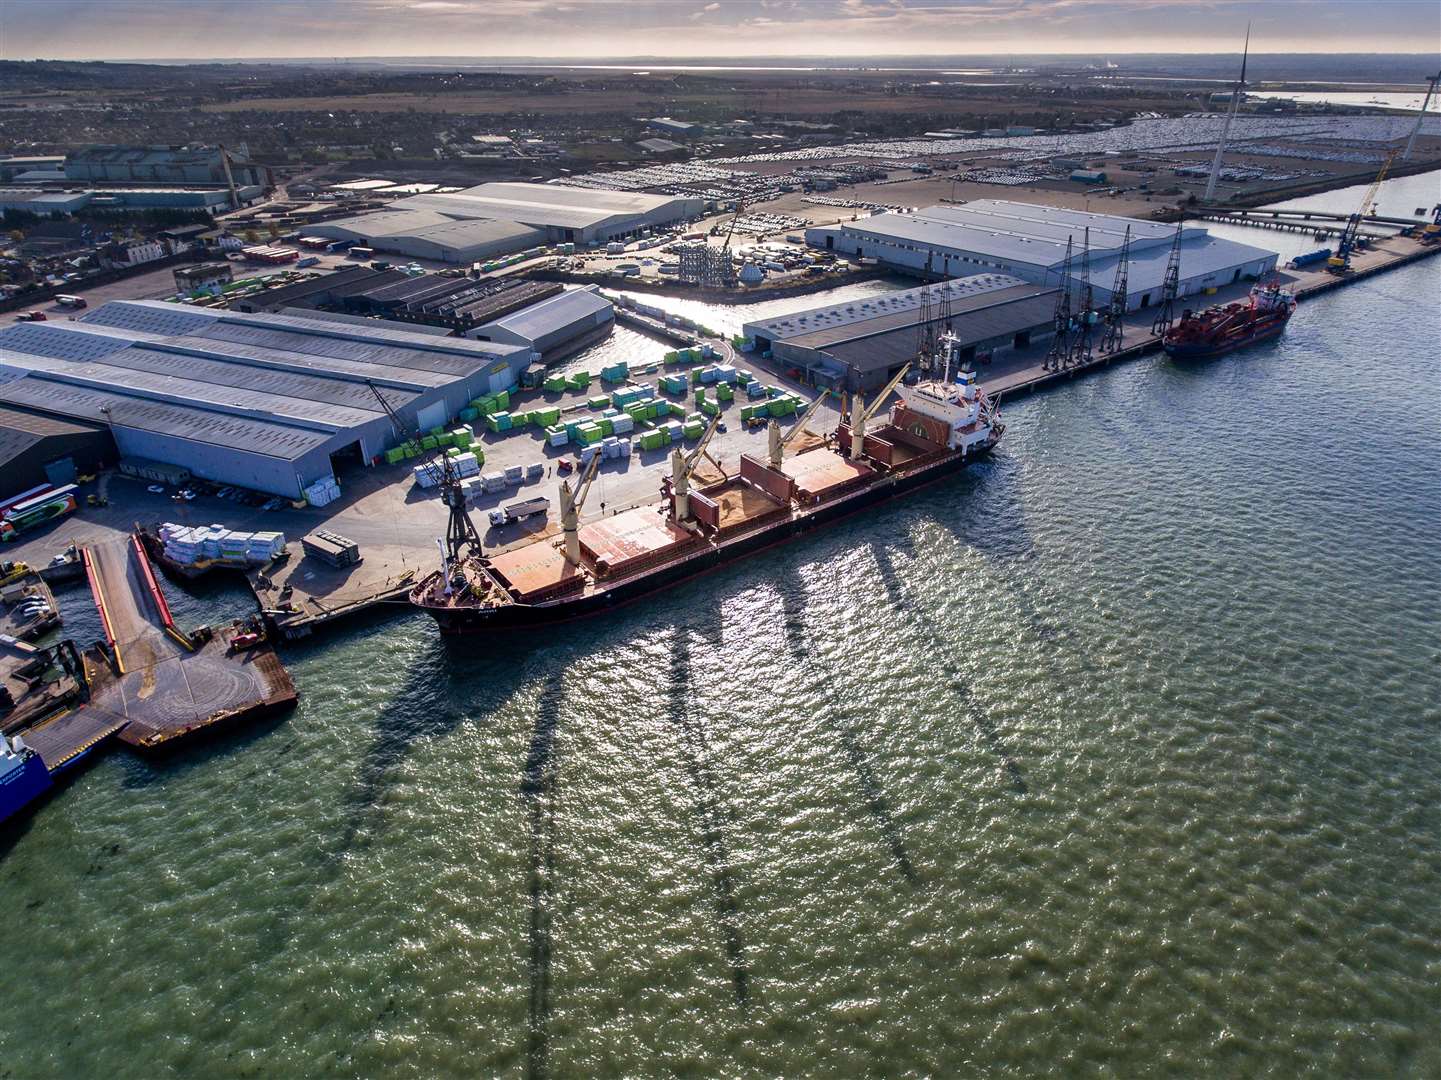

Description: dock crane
[1402,71,1440,162]
[767,389,831,469]
[846,363,911,463]
[1329,148,1399,274]
[366,380,483,588]
[666,411,723,523]
[559,452,602,566]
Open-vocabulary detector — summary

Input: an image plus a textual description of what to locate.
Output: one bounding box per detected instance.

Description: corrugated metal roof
[745,274,1026,342]
[391,181,699,231]
[779,283,1058,352]
[478,287,612,344]
[819,292,1058,373]
[0,378,332,461]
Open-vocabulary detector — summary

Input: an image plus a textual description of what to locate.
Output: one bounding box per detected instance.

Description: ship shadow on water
[776,562,918,885]
[666,611,752,1010]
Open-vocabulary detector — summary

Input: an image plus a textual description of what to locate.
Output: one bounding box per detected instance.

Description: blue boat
[1,732,52,826]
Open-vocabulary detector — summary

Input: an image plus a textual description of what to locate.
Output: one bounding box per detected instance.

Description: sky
[2,0,1439,62]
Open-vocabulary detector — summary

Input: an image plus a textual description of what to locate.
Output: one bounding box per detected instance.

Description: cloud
[690,1,721,19]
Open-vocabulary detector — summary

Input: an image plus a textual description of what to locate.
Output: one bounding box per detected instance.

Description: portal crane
[366,380,483,585]
[667,412,723,523]
[559,452,601,566]
[1329,148,1398,273]
[847,362,911,463]
[217,144,243,211]
[767,389,831,468]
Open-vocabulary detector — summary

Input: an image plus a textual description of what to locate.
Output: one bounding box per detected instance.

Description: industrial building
[0,186,262,216]
[742,274,1058,392]
[0,301,531,498]
[63,144,270,188]
[806,200,1278,311]
[470,286,614,362]
[304,210,545,264]
[0,403,114,496]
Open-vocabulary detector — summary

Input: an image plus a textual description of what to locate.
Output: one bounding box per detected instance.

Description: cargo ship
[1163,280,1297,360]
[1,732,52,826]
[407,359,1003,634]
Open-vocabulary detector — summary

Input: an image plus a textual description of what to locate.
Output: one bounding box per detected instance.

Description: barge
[408,354,1003,634]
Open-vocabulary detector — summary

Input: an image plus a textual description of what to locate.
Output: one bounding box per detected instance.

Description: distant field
[199,89,1163,118]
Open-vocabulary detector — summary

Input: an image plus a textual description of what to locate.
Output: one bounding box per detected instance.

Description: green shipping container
[683,421,704,439]
[459,408,478,423]
[694,387,707,403]
[716,384,734,402]
[544,375,566,392]
[588,395,609,409]
[598,418,614,436]
[421,435,438,450]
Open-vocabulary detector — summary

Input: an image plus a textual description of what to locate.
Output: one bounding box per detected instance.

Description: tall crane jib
[366,380,482,577]
[1330,148,1400,274]
[1069,226,1095,367]
[1150,222,1184,337]
[1045,236,1075,372]
[1100,225,1132,354]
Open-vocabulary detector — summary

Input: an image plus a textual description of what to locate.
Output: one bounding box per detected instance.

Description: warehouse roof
[0,300,528,462]
[818,290,1059,373]
[837,200,1271,275]
[0,402,107,471]
[392,181,699,230]
[746,274,1030,343]
[477,287,612,344]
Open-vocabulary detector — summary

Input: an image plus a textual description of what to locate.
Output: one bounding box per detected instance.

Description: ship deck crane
[767,389,831,468]
[366,380,483,588]
[847,363,911,462]
[559,452,602,566]
[667,411,723,523]
[1329,148,1398,273]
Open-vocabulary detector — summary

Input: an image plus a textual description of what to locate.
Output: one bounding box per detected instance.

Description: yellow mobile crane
[767,389,831,469]
[558,452,602,566]
[667,412,723,523]
[1329,148,1398,273]
[846,363,912,463]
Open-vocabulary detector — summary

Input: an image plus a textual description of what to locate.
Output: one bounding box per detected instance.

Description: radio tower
[1100,225,1131,353]
[1069,226,1095,367]
[1045,237,1074,371]
[1150,222,1184,337]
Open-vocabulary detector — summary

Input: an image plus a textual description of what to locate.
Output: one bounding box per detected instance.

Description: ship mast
[1100,224,1131,354]
[1151,222,1184,337]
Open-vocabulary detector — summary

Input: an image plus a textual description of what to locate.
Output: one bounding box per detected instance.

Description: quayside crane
[767,389,831,469]
[1329,148,1399,274]
[1402,71,1440,162]
[1099,224,1132,354]
[847,362,911,463]
[666,412,723,524]
[366,380,482,588]
[559,452,602,566]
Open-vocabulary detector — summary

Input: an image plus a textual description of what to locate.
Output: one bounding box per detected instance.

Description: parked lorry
[488,497,550,527]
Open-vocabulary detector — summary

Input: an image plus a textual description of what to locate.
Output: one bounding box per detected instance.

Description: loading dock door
[416,401,446,433]
[487,360,514,394]
[44,457,76,485]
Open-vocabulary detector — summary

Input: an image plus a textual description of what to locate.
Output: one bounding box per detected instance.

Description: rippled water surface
[2,180,1439,1079]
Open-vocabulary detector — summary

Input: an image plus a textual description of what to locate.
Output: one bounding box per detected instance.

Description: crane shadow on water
[776,560,918,885]
[521,669,564,1080]
[667,611,752,1010]
[867,538,1029,797]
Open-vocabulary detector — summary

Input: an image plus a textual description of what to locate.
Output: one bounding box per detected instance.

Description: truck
[487,497,550,528]
[296,256,320,268]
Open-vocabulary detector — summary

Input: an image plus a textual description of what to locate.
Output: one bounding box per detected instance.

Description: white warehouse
[309,181,704,263]
[807,200,1279,311]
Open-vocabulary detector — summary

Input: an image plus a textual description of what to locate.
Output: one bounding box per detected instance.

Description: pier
[76,535,297,753]
[980,233,1440,402]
